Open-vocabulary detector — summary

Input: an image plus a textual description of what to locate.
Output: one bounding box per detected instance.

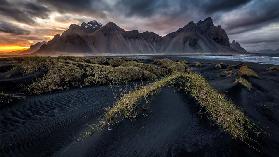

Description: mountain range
[254,49,279,54]
[32,17,247,55]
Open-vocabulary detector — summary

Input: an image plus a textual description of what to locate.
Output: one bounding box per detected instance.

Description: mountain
[254,49,279,54]
[230,40,247,53]
[34,17,246,55]
[15,41,46,55]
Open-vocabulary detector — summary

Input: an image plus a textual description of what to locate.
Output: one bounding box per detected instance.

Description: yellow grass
[234,77,252,90]
[238,65,259,78]
[177,72,254,141]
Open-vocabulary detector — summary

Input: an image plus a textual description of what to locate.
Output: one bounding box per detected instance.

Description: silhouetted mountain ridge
[34,17,247,54]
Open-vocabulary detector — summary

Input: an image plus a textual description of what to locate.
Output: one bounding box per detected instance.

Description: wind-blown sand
[0,58,279,157]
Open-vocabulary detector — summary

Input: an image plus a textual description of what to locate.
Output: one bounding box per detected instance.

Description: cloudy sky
[0,0,279,52]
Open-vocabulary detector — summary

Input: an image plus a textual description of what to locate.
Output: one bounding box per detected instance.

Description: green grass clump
[234,77,252,90]
[121,61,168,77]
[27,59,157,94]
[84,70,255,142]
[103,73,180,126]
[83,64,156,85]
[13,56,51,74]
[154,59,188,73]
[27,62,84,94]
[268,66,279,72]
[238,65,259,78]
[176,72,254,141]
[194,62,203,67]
[79,73,180,139]
[215,63,226,69]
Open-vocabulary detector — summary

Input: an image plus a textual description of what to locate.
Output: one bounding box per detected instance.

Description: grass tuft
[234,77,252,90]
[154,59,188,73]
[81,70,256,143]
[104,73,180,126]
[79,73,179,139]
[238,65,259,78]
[176,72,255,141]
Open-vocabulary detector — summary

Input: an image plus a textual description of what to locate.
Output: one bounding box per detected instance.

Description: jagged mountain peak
[230,40,247,53]
[99,22,125,33]
[81,20,102,30]
[66,20,102,34]
[34,17,247,54]
[198,17,214,26]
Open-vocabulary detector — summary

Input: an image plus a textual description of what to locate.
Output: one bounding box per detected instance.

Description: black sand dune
[1,58,279,157]
[0,84,138,157]
[57,87,259,157]
[194,62,279,157]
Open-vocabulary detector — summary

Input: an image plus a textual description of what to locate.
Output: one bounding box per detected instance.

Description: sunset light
[0,45,29,53]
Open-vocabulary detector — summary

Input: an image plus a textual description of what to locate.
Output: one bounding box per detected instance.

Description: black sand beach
[0,57,279,157]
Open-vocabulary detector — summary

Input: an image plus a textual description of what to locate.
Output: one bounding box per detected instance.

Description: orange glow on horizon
[0,45,29,53]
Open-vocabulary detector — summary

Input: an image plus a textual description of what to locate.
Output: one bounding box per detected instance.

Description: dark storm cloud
[202,0,252,13]
[0,0,278,50]
[0,21,30,35]
[114,0,252,18]
[0,0,50,24]
[116,0,170,17]
[225,0,279,32]
[42,0,109,18]
[242,37,279,44]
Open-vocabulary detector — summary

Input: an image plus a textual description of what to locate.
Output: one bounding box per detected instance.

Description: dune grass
[154,58,188,73]
[79,73,180,139]
[268,66,279,72]
[238,65,259,78]
[11,57,159,94]
[8,57,257,143]
[176,72,255,141]
[27,60,157,94]
[103,73,180,126]
[81,69,256,143]
[120,61,169,77]
[234,77,252,90]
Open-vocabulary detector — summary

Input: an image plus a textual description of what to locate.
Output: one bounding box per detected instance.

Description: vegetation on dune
[268,66,279,72]
[153,58,188,73]
[193,62,203,67]
[22,57,191,95]
[25,57,157,94]
[82,63,157,85]
[234,77,252,90]
[4,56,258,143]
[79,73,180,139]
[215,63,227,69]
[81,69,256,143]
[103,73,180,126]
[176,72,255,141]
[12,56,51,75]
[27,62,84,94]
[238,65,259,78]
[120,61,169,77]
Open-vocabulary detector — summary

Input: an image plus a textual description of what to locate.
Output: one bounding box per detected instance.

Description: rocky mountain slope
[230,40,247,53]
[34,17,246,55]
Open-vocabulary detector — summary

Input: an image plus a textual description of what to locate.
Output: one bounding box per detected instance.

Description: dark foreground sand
[1,59,279,157]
